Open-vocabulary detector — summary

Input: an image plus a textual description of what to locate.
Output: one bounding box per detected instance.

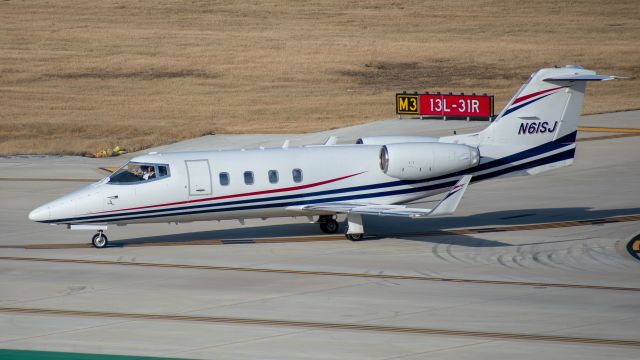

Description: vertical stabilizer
[475,66,616,175]
[481,66,616,147]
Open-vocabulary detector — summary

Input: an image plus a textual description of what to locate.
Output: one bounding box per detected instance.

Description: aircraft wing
[294,175,472,219]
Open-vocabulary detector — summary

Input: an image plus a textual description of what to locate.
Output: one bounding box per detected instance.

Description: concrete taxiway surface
[0,111,639,359]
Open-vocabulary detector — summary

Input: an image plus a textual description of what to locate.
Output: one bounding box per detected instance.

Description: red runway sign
[396,93,493,119]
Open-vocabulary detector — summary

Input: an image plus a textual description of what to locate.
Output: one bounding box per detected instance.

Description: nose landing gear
[91,231,109,248]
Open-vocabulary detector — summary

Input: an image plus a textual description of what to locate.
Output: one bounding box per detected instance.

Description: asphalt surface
[0,111,639,359]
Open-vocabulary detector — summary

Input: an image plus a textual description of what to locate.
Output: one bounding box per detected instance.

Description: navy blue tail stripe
[502,93,554,117]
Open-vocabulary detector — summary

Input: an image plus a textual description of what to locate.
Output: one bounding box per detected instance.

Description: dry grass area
[1,0,639,155]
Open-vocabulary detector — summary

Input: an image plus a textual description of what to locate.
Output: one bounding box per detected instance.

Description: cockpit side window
[108,162,170,184]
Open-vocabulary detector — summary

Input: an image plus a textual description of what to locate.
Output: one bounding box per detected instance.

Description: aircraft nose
[29,205,51,222]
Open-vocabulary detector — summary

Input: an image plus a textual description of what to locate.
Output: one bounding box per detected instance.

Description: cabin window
[268,170,279,184]
[292,168,303,183]
[158,165,169,177]
[219,172,230,186]
[108,162,170,184]
[244,171,254,185]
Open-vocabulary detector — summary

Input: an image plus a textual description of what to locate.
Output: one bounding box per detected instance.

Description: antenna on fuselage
[282,140,290,149]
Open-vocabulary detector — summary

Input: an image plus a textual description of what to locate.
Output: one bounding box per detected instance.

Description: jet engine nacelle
[356,136,439,145]
[380,143,479,180]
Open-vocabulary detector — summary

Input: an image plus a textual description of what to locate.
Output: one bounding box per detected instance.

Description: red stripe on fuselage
[90,171,366,215]
[512,86,565,105]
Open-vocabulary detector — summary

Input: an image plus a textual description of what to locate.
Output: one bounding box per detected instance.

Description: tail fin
[475,66,616,175]
[481,65,616,147]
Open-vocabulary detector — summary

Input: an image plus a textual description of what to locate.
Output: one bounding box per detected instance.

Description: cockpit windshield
[108,162,170,184]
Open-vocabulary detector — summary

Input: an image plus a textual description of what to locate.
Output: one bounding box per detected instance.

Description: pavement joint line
[0,306,638,348]
[0,256,638,292]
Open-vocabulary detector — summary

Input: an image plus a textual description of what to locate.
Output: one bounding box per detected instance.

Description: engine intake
[380,143,479,180]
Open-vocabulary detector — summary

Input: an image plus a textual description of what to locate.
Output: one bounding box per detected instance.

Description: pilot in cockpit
[142,166,155,180]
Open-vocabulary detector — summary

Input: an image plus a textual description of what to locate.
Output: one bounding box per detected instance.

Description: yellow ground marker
[626,233,640,261]
[99,166,119,173]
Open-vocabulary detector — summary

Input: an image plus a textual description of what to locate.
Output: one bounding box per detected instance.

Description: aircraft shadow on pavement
[111,207,640,248]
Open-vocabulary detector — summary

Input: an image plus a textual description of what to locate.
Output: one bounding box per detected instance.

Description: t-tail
[469,65,618,176]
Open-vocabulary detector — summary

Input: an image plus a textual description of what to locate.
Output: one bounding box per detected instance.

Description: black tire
[92,232,108,248]
[320,219,339,234]
[345,233,364,241]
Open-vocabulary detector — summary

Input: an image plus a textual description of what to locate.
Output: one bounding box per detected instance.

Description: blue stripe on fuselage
[44,137,576,224]
[68,148,576,224]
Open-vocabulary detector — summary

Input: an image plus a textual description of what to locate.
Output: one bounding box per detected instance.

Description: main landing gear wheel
[345,233,364,241]
[92,231,108,249]
[318,215,339,234]
[344,213,365,241]
[319,219,339,234]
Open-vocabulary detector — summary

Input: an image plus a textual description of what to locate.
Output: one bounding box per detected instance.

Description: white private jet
[29,65,617,248]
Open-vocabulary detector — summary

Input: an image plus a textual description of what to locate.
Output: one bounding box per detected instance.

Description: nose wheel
[91,231,108,248]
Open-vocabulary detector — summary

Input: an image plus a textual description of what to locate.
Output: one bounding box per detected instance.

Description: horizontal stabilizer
[543,74,619,82]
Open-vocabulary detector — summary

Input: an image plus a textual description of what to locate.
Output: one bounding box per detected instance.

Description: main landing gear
[318,215,339,234]
[344,213,365,241]
[345,233,364,241]
[91,230,109,249]
[318,214,364,240]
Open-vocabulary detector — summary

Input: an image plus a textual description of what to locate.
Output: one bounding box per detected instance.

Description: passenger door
[185,160,212,196]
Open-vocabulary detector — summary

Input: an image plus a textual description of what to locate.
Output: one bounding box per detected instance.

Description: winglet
[429,175,472,216]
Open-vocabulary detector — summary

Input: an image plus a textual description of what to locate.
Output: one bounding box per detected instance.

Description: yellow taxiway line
[577,126,640,133]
